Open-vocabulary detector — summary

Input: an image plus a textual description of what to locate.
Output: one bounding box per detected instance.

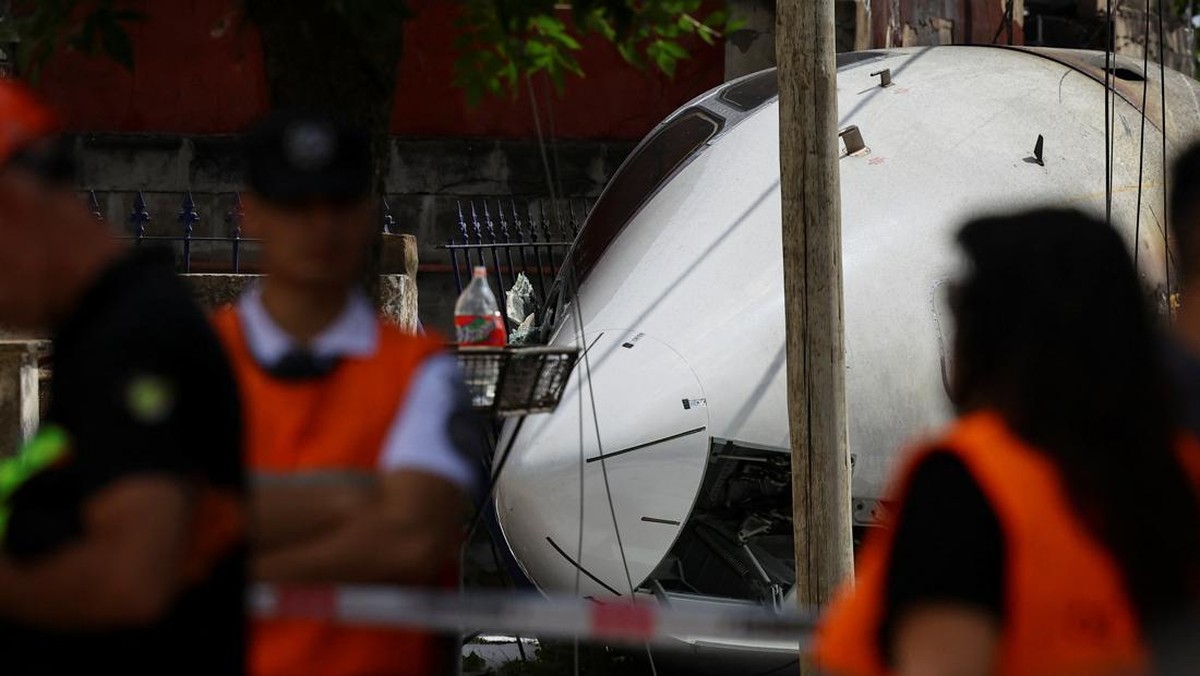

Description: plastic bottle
[455,267,507,346]
[455,267,506,406]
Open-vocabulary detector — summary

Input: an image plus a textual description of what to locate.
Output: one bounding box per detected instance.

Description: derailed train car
[491,46,1200,666]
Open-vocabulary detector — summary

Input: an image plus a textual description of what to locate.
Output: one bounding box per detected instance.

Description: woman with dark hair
[815,209,1200,675]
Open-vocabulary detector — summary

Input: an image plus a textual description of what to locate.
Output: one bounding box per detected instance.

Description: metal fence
[442,198,591,331]
[84,190,407,274]
[104,191,256,273]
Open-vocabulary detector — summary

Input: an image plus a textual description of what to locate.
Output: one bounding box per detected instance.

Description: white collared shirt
[237,286,476,491]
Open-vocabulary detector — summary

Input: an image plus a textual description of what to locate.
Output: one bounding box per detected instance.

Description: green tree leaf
[17,1,740,104]
[12,0,145,79]
[454,0,739,105]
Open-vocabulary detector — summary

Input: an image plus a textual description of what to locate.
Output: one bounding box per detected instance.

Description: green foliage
[11,0,738,105]
[454,1,741,106]
[10,0,145,80]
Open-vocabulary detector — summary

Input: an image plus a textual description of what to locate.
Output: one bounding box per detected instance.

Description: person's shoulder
[885,445,992,524]
[88,255,234,384]
[906,450,977,496]
[892,449,1002,560]
[102,251,209,334]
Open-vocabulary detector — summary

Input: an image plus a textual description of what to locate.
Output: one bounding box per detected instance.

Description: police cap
[244,110,371,204]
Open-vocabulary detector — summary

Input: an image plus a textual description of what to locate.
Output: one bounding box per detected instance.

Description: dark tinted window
[719,70,778,111]
[716,51,894,113]
[571,109,722,283]
[836,50,892,68]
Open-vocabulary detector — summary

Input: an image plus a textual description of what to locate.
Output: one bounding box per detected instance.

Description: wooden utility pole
[776,0,855,634]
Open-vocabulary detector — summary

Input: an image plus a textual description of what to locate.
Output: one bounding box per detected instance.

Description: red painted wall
[34,0,724,140]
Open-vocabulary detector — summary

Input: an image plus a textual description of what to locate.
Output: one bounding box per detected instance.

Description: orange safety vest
[213,307,452,676]
[815,411,1200,676]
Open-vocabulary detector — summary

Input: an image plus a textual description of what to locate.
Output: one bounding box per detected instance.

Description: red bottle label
[455,314,506,346]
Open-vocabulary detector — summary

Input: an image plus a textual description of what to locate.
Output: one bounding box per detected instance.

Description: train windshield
[570,108,722,284]
[719,70,777,111]
[566,52,897,289]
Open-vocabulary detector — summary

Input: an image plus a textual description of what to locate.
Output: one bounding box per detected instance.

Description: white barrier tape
[251,584,816,647]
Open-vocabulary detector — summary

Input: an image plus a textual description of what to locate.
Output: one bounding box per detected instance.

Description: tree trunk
[775,0,854,663]
[245,0,404,153]
[245,0,408,299]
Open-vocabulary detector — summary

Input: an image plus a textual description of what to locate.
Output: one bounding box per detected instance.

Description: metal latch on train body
[839,126,870,158]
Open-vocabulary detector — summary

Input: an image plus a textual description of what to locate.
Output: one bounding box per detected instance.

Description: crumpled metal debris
[506,273,536,325]
[507,313,537,345]
[506,274,539,345]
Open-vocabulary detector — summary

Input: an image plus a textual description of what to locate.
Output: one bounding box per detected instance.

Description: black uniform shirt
[0,248,244,675]
[879,451,1004,663]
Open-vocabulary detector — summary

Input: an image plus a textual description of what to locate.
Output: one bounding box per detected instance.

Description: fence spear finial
[129,192,150,245]
[225,192,245,273]
[469,201,484,244]
[87,190,102,221]
[382,198,396,234]
[482,201,498,243]
[456,201,469,243]
[177,192,199,273]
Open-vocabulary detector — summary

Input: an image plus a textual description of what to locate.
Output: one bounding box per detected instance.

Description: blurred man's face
[244,195,373,290]
[0,168,61,327]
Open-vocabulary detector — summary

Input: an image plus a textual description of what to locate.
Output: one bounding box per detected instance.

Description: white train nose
[494,330,711,599]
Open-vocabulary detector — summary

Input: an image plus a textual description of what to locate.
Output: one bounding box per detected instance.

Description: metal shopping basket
[453,346,578,418]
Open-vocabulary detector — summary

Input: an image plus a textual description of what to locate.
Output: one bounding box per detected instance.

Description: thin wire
[465,419,526,543]
[569,254,587,675]
[567,261,659,676]
[527,74,583,676]
[526,75,658,676]
[1105,0,1114,226]
[990,0,1015,44]
[540,75,581,631]
[1007,0,1014,45]
[750,658,801,676]
[1160,0,1172,307]
[1134,0,1152,273]
[573,291,585,676]
[543,74,569,235]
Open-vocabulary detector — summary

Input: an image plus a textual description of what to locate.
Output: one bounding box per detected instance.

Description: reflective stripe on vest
[815,411,1156,676]
[0,425,70,539]
[213,307,450,676]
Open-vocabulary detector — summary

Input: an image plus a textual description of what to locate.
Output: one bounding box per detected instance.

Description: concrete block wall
[186,273,419,333]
